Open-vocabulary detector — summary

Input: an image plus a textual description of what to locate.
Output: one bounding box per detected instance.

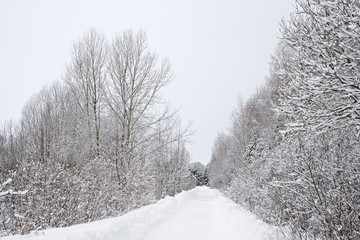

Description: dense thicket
[0,29,194,236]
[207,1,360,239]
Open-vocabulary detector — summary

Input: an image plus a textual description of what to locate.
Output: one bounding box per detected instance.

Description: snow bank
[3,187,287,240]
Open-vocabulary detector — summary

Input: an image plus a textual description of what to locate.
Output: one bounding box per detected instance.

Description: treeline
[0,29,194,235]
[207,0,360,239]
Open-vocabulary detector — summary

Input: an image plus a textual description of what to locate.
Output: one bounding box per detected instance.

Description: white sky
[0,0,295,165]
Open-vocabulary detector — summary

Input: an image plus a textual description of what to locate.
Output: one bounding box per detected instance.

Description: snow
[14,214,25,219]
[0,189,28,197]
[3,187,287,240]
[2,178,12,187]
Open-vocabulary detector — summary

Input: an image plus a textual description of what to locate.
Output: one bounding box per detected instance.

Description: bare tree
[105,30,174,188]
[0,120,21,172]
[65,28,107,157]
[1,29,194,235]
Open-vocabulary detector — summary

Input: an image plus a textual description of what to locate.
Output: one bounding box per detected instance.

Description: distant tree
[0,120,21,172]
[189,162,208,186]
[207,132,231,189]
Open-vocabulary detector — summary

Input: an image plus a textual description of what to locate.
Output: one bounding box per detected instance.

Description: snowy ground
[3,187,287,240]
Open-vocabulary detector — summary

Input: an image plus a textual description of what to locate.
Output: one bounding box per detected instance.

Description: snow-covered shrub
[1,29,193,237]
[209,1,360,238]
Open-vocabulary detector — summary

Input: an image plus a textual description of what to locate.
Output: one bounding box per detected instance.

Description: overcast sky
[0,0,295,164]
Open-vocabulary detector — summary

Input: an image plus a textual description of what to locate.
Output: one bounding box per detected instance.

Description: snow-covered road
[142,187,286,240]
[3,187,286,240]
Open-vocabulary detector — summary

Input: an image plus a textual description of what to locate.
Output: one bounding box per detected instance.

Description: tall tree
[105,30,174,191]
[65,28,107,157]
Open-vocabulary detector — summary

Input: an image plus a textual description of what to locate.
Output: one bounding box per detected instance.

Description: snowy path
[142,187,282,240]
[3,187,286,240]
